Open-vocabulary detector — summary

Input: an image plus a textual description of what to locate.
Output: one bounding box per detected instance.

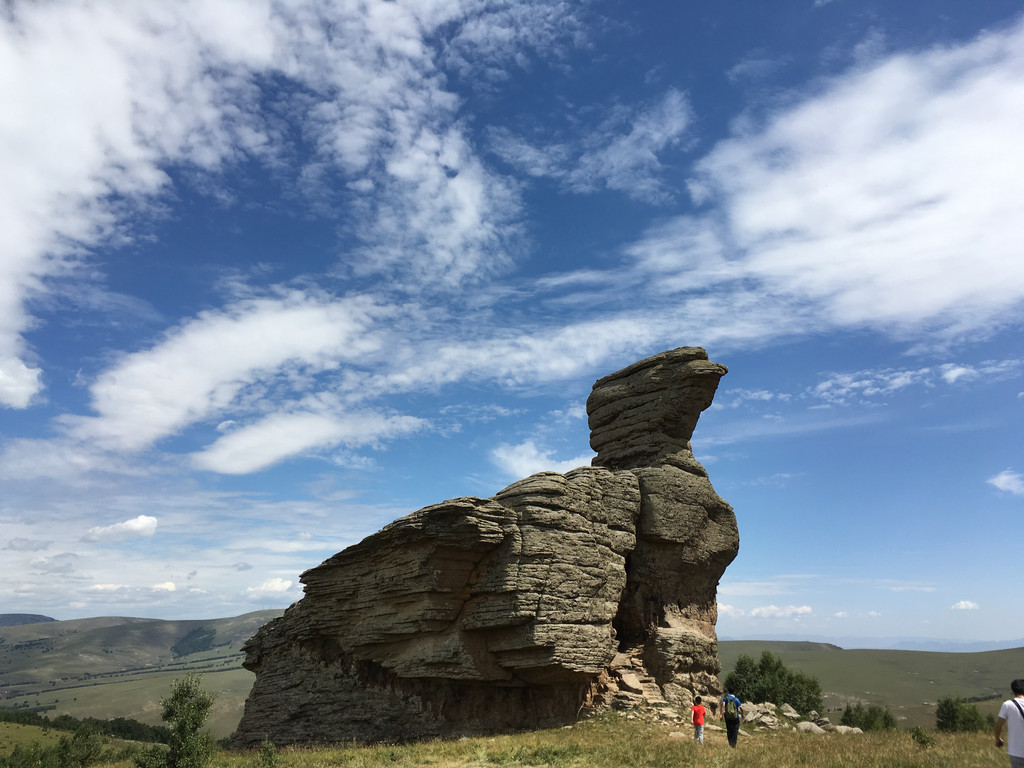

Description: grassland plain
[718,641,1024,729]
[75,713,1012,768]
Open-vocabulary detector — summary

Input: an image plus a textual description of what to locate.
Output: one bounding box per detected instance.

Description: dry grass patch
[69,713,1010,768]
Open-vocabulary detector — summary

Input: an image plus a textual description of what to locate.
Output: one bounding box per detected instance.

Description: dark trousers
[725,716,740,747]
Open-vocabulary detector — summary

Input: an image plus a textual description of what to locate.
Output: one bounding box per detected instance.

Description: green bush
[724,651,823,714]
[840,702,897,732]
[56,724,106,768]
[935,695,987,733]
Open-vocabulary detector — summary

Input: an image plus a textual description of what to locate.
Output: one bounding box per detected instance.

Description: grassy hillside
[0,610,281,739]
[4,618,1020,742]
[719,640,1024,728]
[0,721,63,754]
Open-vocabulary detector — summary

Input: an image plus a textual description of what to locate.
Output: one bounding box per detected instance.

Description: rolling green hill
[3,615,1020,740]
[718,640,1024,728]
[0,610,282,739]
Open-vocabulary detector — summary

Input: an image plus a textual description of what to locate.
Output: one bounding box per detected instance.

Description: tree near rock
[723,651,823,715]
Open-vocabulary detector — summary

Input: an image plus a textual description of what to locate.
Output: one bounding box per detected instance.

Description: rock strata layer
[233,347,739,746]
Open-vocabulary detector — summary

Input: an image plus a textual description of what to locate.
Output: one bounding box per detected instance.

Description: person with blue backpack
[721,688,743,747]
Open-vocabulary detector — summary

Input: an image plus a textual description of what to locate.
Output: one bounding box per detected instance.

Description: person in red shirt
[691,695,706,745]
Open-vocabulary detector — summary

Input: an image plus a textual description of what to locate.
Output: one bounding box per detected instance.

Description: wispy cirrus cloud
[490,88,693,204]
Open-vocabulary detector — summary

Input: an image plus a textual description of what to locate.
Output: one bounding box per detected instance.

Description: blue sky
[1,1,1022,650]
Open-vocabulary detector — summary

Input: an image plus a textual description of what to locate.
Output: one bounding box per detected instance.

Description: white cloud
[809,360,1022,406]
[152,582,176,592]
[490,440,594,479]
[631,17,1024,343]
[65,294,382,452]
[0,0,566,410]
[246,577,293,595]
[717,604,746,618]
[951,600,980,611]
[988,470,1024,495]
[749,605,813,618]
[192,410,426,475]
[0,1,280,409]
[83,515,158,542]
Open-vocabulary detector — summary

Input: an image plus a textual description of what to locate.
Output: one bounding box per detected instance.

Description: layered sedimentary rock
[233,347,739,746]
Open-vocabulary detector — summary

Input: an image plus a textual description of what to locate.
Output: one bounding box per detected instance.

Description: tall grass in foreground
[98,713,1006,768]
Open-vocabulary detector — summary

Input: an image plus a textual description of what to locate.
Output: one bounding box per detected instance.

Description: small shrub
[257,739,280,768]
[910,726,936,747]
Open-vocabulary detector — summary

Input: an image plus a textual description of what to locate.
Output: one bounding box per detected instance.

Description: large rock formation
[233,347,739,746]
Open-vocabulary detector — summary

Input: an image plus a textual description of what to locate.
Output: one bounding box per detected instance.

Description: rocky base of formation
[232,347,740,747]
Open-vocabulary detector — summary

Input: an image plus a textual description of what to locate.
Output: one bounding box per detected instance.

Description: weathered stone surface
[233,347,739,746]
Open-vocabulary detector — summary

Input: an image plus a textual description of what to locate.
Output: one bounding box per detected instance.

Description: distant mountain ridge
[719,634,1024,653]
[0,614,56,628]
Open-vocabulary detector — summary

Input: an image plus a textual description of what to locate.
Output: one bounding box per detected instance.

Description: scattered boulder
[233,348,739,747]
[780,703,801,720]
[797,721,827,735]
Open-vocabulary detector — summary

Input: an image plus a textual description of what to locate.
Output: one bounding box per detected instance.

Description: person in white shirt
[995,679,1024,767]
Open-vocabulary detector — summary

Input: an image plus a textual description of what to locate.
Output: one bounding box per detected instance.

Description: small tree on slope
[135,674,216,768]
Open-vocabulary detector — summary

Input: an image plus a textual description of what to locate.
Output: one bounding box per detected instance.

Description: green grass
[78,712,1013,768]
[0,722,64,754]
[719,641,1024,728]
[6,668,255,740]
